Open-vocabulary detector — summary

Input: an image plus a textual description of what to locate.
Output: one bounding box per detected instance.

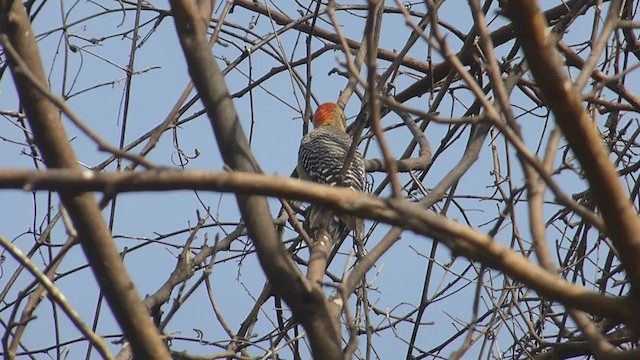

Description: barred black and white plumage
[297,103,365,243]
[298,126,366,192]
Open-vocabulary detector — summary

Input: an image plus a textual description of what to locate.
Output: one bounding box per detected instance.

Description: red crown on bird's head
[313,103,347,129]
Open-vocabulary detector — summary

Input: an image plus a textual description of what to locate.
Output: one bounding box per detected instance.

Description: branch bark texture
[503,0,640,304]
[2,168,639,332]
[168,0,343,357]
[0,0,171,358]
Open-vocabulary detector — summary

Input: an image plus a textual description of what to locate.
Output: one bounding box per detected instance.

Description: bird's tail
[304,205,357,244]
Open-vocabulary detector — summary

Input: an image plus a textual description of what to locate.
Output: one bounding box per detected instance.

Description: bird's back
[298,126,365,191]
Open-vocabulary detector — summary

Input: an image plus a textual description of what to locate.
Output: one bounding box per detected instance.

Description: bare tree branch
[0,1,171,358]
[167,0,343,357]
[504,0,640,307]
[1,167,638,332]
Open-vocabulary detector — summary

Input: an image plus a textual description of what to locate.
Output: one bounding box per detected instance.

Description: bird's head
[313,103,347,130]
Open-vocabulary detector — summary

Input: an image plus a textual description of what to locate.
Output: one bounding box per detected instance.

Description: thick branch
[167,0,342,358]
[1,168,639,332]
[503,0,640,305]
[0,1,170,358]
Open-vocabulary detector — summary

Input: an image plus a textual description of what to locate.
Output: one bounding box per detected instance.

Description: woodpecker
[297,102,366,243]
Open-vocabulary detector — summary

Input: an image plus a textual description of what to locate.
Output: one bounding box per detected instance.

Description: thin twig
[0,236,113,360]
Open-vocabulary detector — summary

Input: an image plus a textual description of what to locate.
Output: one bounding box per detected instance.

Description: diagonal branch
[167,0,342,358]
[0,235,112,359]
[394,0,587,103]
[1,168,639,331]
[0,1,171,358]
[503,0,640,305]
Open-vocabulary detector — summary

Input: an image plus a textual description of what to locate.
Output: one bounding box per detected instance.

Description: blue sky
[1,1,626,359]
